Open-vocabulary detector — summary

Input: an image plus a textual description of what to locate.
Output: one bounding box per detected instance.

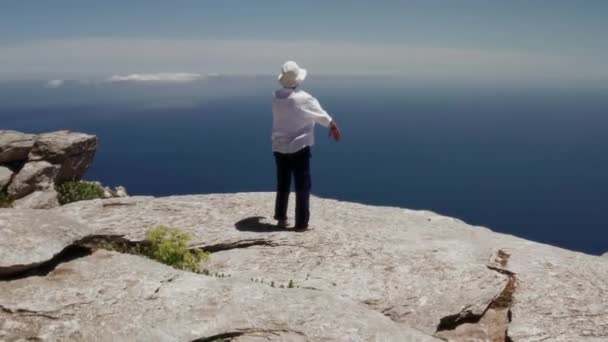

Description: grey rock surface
[7,161,58,199]
[1,192,604,341]
[0,250,438,342]
[28,130,97,182]
[506,245,608,341]
[0,130,35,163]
[56,192,608,341]
[0,209,94,275]
[12,188,60,209]
[0,166,13,190]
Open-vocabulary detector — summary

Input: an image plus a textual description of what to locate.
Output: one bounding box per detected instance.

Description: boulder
[6,161,58,199]
[57,193,608,341]
[0,209,95,276]
[12,188,60,209]
[0,131,98,205]
[0,166,13,190]
[0,251,438,341]
[114,185,128,197]
[101,185,129,199]
[102,186,113,198]
[0,130,35,164]
[28,130,97,182]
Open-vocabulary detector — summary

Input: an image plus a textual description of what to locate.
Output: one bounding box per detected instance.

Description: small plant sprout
[142,226,208,272]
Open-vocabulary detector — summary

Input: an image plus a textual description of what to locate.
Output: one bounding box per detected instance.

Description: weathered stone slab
[7,161,58,199]
[0,130,35,164]
[56,193,608,340]
[57,194,507,335]
[12,188,60,209]
[0,166,13,190]
[28,130,97,182]
[0,209,94,275]
[0,251,439,341]
[497,243,608,341]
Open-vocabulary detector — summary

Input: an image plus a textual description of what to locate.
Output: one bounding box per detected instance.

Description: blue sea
[1,76,607,255]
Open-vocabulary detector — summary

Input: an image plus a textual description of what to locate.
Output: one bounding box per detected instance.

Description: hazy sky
[1,0,607,80]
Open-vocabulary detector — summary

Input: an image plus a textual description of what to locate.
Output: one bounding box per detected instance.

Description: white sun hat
[278,61,307,88]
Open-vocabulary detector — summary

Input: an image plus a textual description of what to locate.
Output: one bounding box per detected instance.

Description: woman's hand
[329,121,341,142]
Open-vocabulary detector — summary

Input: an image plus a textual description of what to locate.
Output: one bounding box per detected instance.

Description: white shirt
[271,88,333,154]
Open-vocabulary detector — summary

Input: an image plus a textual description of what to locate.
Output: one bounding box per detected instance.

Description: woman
[271,61,341,230]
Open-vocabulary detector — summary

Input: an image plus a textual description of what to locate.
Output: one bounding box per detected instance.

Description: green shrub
[142,226,208,272]
[57,181,104,204]
[0,191,12,208]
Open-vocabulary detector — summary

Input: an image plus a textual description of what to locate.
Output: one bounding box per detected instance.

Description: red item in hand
[329,124,341,142]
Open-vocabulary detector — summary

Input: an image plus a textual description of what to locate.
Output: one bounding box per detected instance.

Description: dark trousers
[273,146,311,227]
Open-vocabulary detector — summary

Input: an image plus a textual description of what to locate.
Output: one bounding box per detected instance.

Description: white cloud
[106,72,204,83]
[0,38,604,80]
[45,79,64,88]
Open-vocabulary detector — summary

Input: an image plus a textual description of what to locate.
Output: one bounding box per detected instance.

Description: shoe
[293,224,309,231]
[277,219,288,228]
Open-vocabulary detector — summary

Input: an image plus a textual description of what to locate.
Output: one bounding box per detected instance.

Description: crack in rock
[82,235,296,254]
[0,300,94,322]
[1,234,157,281]
[192,332,244,342]
[192,328,306,342]
[435,249,516,342]
[380,305,413,322]
[194,239,285,253]
[0,234,146,281]
[0,235,296,281]
[0,244,92,281]
[101,201,137,208]
[76,234,145,252]
[147,274,180,299]
[0,305,60,320]
[362,299,413,323]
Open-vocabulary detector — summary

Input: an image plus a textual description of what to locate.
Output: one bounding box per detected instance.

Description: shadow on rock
[234,216,289,232]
